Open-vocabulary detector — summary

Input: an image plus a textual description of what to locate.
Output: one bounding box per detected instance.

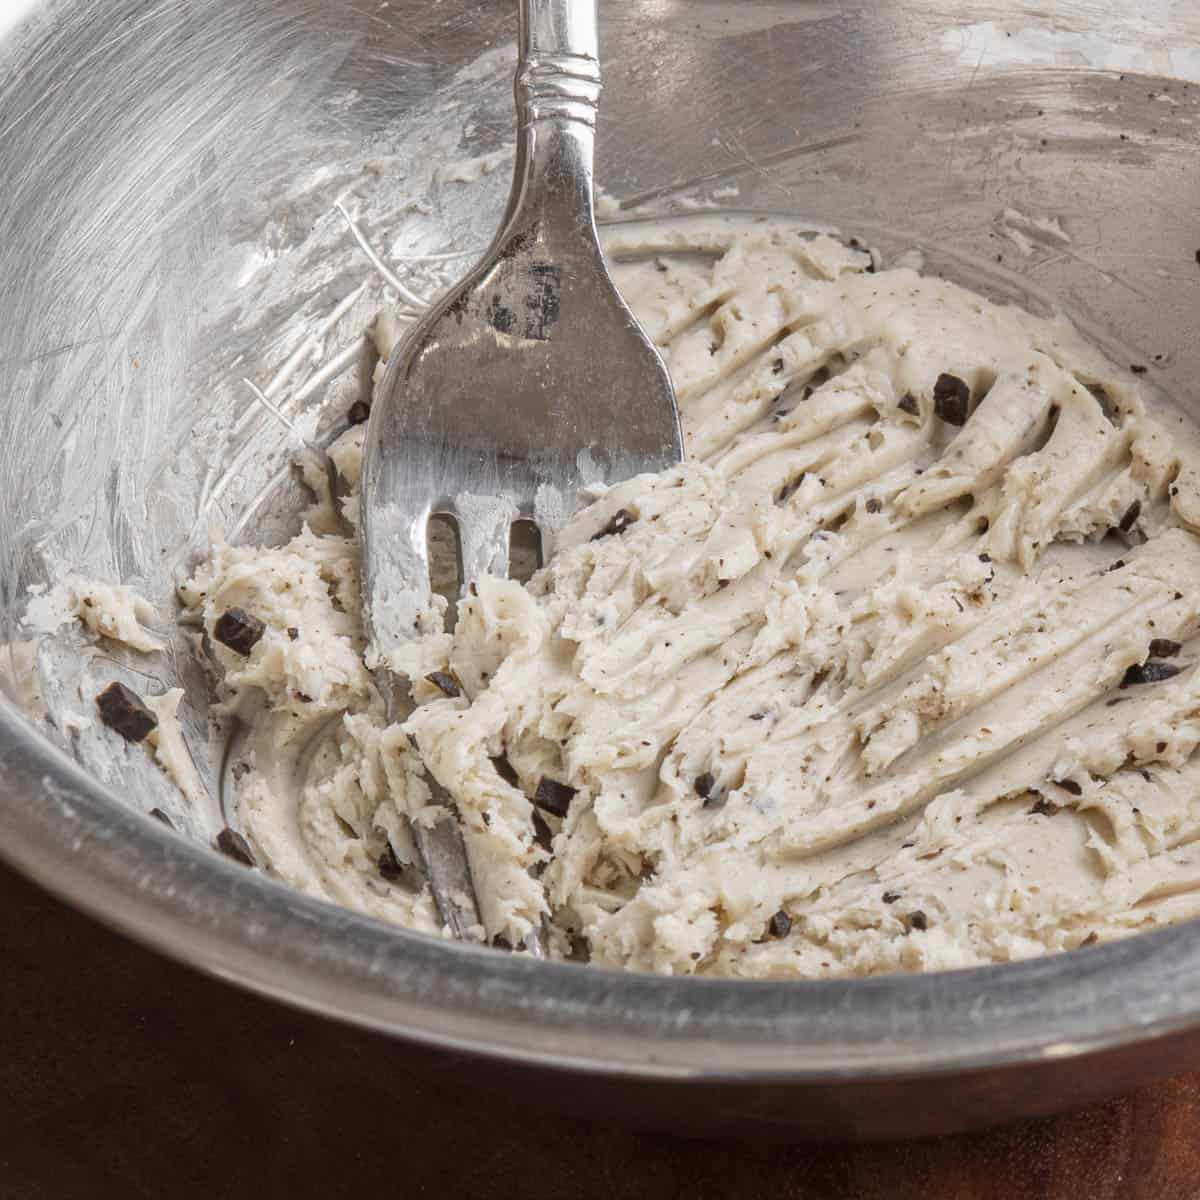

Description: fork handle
[507,0,601,241]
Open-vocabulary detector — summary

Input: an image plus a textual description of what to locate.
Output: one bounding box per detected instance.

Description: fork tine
[361,503,437,656]
[409,786,484,942]
[452,502,550,957]
[452,497,517,589]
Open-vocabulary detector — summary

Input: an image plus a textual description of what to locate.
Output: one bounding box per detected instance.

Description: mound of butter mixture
[181,226,1200,977]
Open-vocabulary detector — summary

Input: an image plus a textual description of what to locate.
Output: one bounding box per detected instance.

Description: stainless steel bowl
[4,0,1200,1139]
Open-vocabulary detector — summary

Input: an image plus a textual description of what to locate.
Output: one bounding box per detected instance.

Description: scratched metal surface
[2,0,1200,1136]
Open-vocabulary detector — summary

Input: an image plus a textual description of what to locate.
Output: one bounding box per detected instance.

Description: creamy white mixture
[58,224,1200,978]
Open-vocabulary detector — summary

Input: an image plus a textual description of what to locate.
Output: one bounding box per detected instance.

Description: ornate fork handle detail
[518,53,601,126]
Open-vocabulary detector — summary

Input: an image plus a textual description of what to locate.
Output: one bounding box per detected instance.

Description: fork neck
[503,0,601,250]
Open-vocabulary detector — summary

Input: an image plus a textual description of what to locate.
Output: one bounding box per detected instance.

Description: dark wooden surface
[4,859,1200,1200]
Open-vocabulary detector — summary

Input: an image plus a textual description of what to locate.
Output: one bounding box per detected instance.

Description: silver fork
[360,0,682,949]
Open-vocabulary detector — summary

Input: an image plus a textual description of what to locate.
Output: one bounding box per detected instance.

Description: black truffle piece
[531,810,555,852]
[215,826,256,868]
[933,373,971,425]
[425,671,461,698]
[905,910,929,932]
[694,772,717,803]
[377,843,402,879]
[1118,499,1142,532]
[1121,660,1183,688]
[767,910,792,939]
[347,399,371,425]
[491,754,520,788]
[213,607,265,656]
[897,392,919,416]
[96,681,158,743]
[533,777,576,818]
[1148,639,1182,658]
[592,508,636,541]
